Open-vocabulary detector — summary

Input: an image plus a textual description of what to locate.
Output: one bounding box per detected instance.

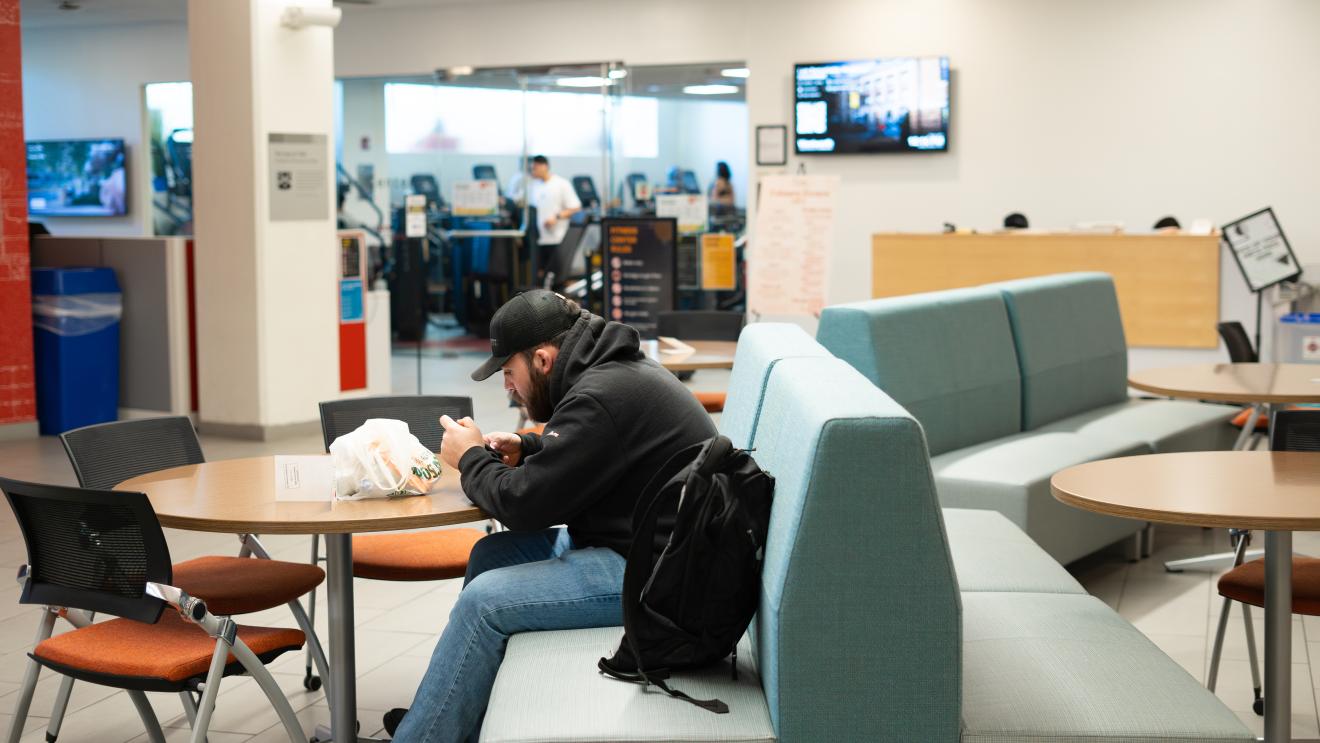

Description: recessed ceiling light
[608,69,628,79]
[557,76,613,88]
[721,68,750,79]
[683,84,739,95]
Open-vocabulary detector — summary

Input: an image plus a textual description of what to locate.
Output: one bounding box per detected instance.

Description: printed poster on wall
[268,133,329,221]
[452,180,500,216]
[655,194,709,235]
[603,218,677,338]
[1221,207,1301,292]
[748,174,839,317]
[701,233,737,291]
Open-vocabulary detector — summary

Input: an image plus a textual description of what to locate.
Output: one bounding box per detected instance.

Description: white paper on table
[273,455,335,502]
[657,336,694,354]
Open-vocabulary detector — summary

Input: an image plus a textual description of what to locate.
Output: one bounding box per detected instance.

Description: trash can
[1277,313,1320,364]
[31,267,122,435]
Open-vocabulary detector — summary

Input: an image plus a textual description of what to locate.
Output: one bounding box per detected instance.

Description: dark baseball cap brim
[471,353,513,382]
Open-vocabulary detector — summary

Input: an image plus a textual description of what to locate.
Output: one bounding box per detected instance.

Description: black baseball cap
[471,290,579,381]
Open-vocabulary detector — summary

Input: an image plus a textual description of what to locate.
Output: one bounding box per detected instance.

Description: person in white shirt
[527,155,581,247]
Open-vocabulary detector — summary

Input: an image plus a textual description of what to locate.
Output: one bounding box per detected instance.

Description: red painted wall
[0,0,36,426]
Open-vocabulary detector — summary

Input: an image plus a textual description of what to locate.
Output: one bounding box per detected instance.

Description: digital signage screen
[26,138,129,217]
[794,57,950,154]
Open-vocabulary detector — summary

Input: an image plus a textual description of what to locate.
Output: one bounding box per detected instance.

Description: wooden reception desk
[872,232,1220,348]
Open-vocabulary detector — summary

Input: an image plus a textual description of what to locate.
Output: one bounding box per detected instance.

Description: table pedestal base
[1265,530,1293,743]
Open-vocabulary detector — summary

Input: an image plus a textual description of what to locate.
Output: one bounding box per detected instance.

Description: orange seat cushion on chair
[517,424,545,436]
[1230,407,1271,431]
[172,556,325,615]
[352,529,486,581]
[1218,556,1320,615]
[33,611,304,684]
[693,391,726,414]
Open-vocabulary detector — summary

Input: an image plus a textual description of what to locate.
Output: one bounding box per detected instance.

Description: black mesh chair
[60,417,328,702]
[1218,321,1268,446]
[309,397,486,681]
[656,311,745,412]
[0,477,305,743]
[1209,409,1320,716]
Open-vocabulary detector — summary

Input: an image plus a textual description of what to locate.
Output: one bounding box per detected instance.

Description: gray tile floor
[0,348,1308,740]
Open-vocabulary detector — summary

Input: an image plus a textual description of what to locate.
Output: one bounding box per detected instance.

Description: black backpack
[598,435,774,713]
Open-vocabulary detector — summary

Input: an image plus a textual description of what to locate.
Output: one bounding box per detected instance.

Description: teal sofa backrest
[745,356,961,743]
[817,287,1023,455]
[990,272,1128,429]
[721,323,832,450]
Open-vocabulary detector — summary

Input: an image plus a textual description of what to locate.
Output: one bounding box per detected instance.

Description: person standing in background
[527,155,581,268]
[709,161,735,207]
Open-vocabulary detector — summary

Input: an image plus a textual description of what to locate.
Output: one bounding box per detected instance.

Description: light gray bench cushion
[961,592,1254,742]
[480,627,774,743]
[932,432,1151,565]
[1039,399,1238,454]
[941,509,1084,594]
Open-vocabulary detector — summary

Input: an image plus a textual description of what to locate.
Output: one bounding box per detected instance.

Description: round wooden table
[1129,362,1320,404]
[1128,363,1320,573]
[1052,451,1320,743]
[650,340,737,372]
[120,456,487,743]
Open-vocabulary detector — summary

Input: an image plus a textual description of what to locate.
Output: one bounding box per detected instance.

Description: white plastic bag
[329,418,442,500]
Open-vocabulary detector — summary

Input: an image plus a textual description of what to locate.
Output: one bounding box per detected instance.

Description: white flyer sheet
[273,455,335,502]
[748,174,839,317]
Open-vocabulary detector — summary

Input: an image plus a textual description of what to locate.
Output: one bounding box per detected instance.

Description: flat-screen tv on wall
[26,138,128,217]
[794,57,950,154]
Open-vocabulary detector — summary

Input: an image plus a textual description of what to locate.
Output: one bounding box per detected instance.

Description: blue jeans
[392,528,626,742]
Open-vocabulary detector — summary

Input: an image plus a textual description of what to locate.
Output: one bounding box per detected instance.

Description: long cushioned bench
[478,323,1252,742]
[817,272,1236,565]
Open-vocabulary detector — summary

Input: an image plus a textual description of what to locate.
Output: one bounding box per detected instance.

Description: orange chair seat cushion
[172,556,325,615]
[1230,407,1271,431]
[352,529,485,581]
[693,391,726,414]
[33,611,304,683]
[1219,556,1320,614]
[517,424,545,436]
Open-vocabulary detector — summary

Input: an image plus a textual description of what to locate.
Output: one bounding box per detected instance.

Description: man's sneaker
[383,708,408,737]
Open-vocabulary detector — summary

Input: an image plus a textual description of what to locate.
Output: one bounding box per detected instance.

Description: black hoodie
[458,311,718,556]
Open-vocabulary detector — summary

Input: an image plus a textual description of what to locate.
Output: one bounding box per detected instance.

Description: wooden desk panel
[871,233,1220,348]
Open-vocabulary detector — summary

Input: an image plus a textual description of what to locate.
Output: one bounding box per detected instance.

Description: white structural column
[189,0,339,438]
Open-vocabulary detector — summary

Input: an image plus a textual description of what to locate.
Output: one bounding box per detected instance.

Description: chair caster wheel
[303,671,322,691]
[1253,697,1264,716]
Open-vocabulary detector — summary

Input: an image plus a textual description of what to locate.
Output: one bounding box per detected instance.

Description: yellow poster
[701,233,736,291]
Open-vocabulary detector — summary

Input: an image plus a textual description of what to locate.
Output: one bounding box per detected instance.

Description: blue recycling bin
[31,267,122,435]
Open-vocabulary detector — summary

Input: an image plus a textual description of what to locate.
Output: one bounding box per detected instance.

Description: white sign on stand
[452,180,500,216]
[1222,207,1301,292]
[404,194,427,238]
[655,194,709,235]
[748,174,839,318]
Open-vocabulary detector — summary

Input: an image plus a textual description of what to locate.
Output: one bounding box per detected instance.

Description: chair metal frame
[58,417,330,698]
[0,477,303,743]
[1206,409,1320,715]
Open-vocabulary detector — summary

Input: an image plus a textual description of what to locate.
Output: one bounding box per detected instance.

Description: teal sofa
[817,272,1236,564]
[477,323,1252,743]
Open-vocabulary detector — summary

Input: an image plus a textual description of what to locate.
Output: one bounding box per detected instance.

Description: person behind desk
[385,290,717,742]
[709,161,735,208]
[1154,216,1181,233]
[528,155,582,273]
[1003,212,1029,230]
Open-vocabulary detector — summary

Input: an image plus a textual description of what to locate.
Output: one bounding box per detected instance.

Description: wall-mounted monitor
[794,57,949,154]
[26,138,129,217]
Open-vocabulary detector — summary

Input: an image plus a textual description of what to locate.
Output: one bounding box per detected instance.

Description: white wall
[21,22,189,236]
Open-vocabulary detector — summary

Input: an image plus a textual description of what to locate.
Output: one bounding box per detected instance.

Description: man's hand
[544,213,558,228]
[439,415,486,470]
[483,431,523,467]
